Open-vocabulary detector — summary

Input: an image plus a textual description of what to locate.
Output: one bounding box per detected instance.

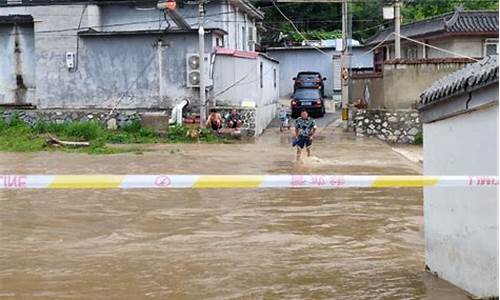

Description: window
[406,46,418,59]
[215,36,224,48]
[241,26,247,50]
[248,26,254,50]
[260,62,263,89]
[374,49,384,73]
[484,39,498,56]
[293,89,321,100]
[273,68,277,89]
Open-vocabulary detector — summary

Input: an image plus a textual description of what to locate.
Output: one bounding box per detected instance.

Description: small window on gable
[485,39,498,56]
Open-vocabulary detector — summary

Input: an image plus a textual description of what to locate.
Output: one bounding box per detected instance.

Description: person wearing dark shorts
[226,109,243,132]
[206,109,222,132]
[294,110,317,159]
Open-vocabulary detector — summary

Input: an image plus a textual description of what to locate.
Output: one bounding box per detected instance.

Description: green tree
[402,0,499,22]
[254,0,499,45]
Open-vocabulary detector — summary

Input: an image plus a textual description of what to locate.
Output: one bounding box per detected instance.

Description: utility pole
[341,0,350,130]
[394,0,401,59]
[198,0,207,128]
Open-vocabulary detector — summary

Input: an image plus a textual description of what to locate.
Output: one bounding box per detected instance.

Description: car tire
[291,110,299,119]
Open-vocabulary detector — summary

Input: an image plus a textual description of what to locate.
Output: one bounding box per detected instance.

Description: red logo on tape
[1,175,27,188]
[155,175,171,187]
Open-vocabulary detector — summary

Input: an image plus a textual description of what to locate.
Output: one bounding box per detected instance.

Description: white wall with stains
[423,104,499,298]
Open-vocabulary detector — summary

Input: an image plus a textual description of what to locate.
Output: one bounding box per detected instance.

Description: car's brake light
[316,100,322,104]
[291,100,297,106]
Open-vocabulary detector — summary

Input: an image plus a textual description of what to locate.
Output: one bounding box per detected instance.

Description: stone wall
[1,109,142,128]
[211,107,257,137]
[353,109,421,144]
[1,108,263,137]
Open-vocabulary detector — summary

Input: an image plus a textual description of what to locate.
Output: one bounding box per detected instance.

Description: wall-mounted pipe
[169,99,190,126]
[465,91,473,110]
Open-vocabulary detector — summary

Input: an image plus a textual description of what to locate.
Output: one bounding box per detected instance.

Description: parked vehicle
[291,88,325,118]
[293,71,326,95]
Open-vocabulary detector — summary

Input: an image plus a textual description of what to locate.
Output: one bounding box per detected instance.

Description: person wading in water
[293,109,317,160]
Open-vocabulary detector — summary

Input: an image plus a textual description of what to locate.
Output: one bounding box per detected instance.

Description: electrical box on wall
[65,52,75,70]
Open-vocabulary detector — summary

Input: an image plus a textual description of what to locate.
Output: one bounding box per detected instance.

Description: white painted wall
[388,36,491,59]
[213,54,279,108]
[426,38,456,58]
[212,54,279,135]
[423,104,499,298]
[213,55,258,106]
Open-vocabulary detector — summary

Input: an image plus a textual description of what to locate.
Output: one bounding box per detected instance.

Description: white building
[419,55,498,298]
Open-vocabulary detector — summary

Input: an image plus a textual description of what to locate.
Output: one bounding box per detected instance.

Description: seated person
[226,109,243,131]
[353,98,368,109]
[206,109,222,132]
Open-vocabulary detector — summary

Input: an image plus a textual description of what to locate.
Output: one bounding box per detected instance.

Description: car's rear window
[298,73,321,81]
[294,89,321,99]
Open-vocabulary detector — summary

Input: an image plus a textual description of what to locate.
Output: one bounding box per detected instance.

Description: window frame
[484,38,499,56]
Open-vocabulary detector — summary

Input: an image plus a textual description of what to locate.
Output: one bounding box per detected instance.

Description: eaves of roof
[419,55,499,108]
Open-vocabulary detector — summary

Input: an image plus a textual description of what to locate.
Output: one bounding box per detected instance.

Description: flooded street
[0,115,468,299]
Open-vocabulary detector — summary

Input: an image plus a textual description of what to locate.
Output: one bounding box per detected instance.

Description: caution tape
[0,175,498,189]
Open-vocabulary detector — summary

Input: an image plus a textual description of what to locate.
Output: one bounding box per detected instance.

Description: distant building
[350,10,498,111]
[366,10,498,72]
[0,0,280,135]
[419,55,498,298]
[266,40,373,99]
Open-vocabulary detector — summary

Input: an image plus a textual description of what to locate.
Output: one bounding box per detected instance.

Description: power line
[270,0,331,56]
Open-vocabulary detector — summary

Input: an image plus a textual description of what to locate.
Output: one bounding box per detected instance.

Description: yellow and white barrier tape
[0,175,498,189]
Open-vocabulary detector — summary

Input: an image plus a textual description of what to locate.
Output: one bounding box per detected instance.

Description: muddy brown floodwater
[0,118,469,299]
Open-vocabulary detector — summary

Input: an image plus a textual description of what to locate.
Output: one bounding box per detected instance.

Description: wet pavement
[0,114,468,299]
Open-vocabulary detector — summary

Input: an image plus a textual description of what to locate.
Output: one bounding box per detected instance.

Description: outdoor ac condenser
[186,53,212,88]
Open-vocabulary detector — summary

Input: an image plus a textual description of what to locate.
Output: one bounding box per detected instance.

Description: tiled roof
[420,55,498,106]
[365,10,498,46]
[445,11,499,33]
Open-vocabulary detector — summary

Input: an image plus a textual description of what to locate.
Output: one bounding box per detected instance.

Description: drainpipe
[157,39,164,101]
[235,7,239,49]
[465,91,473,110]
[169,99,189,125]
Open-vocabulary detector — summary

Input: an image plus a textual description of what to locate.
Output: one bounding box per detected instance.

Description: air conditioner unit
[186,53,212,88]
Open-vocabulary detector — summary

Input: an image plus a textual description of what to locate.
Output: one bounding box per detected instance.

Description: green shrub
[34,121,106,141]
[166,125,190,142]
[0,118,231,154]
[121,120,142,134]
[0,120,45,152]
[414,131,423,145]
[62,121,105,140]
